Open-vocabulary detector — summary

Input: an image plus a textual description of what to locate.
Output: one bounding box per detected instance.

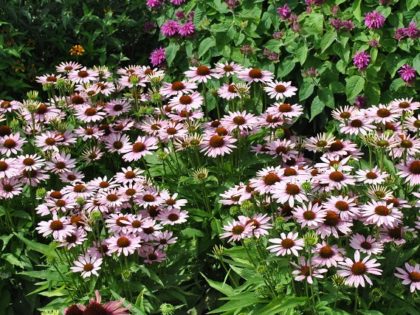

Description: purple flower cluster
[277,4,291,20]
[395,22,420,40]
[161,20,195,38]
[364,11,386,29]
[149,47,166,67]
[398,64,416,83]
[146,0,186,8]
[330,18,355,31]
[353,51,370,71]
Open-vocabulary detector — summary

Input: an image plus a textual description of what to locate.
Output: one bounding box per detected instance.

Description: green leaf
[278,58,296,78]
[319,87,335,108]
[320,30,337,53]
[299,81,315,101]
[2,253,26,268]
[208,293,261,314]
[165,42,180,67]
[14,233,57,258]
[413,53,420,73]
[336,60,347,74]
[310,96,325,120]
[352,0,362,22]
[181,228,204,238]
[365,83,381,104]
[345,75,365,102]
[254,296,308,315]
[295,44,308,65]
[406,0,419,10]
[390,78,405,92]
[265,39,281,53]
[202,273,234,296]
[304,13,324,35]
[199,37,215,58]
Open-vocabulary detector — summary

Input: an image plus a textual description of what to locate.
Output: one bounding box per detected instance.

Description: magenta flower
[277,5,291,20]
[149,47,166,67]
[161,20,180,37]
[353,51,370,70]
[170,0,186,5]
[405,21,420,39]
[398,64,416,83]
[146,0,163,8]
[364,11,386,29]
[178,21,195,37]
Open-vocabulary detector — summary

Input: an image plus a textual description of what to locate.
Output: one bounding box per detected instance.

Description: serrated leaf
[345,75,365,101]
[295,44,308,65]
[352,0,362,22]
[198,37,215,58]
[202,273,234,296]
[413,53,420,73]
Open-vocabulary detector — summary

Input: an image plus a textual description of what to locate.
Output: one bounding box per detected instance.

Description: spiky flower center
[209,135,225,148]
[263,172,280,185]
[351,262,367,275]
[248,68,262,78]
[117,236,130,247]
[281,238,295,249]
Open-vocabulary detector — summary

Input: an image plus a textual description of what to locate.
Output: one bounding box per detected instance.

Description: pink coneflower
[107,234,141,256]
[319,168,355,191]
[139,246,166,264]
[158,121,187,141]
[317,210,353,238]
[292,257,328,284]
[36,215,75,241]
[264,81,297,100]
[115,166,144,184]
[0,133,24,156]
[160,190,187,209]
[380,225,410,245]
[137,188,163,208]
[293,202,327,228]
[56,61,82,73]
[68,67,99,83]
[221,111,258,132]
[220,216,253,242]
[35,131,63,152]
[397,159,420,186]
[390,98,420,113]
[313,242,345,267]
[350,234,384,255]
[214,62,243,77]
[46,153,76,174]
[217,84,241,100]
[158,209,188,225]
[35,73,63,85]
[355,167,389,185]
[266,139,298,162]
[339,115,375,135]
[404,114,420,133]
[0,177,23,199]
[237,68,274,83]
[267,232,304,256]
[220,185,243,205]
[149,47,166,67]
[368,103,399,124]
[70,254,102,278]
[272,180,307,207]
[364,11,386,29]
[304,133,335,153]
[362,201,402,228]
[178,21,195,37]
[168,92,203,111]
[392,135,420,158]
[105,99,131,117]
[121,136,158,162]
[200,134,237,157]
[353,51,370,70]
[395,263,420,292]
[160,81,197,98]
[267,102,303,119]
[94,81,115,96]
[184,65,221,83]
[75,105,105,123]
[245,214,272,238]
[249,166,282,194]
[0,158,20,179]
[398,64,416,83]
[84,290,130,315]
[324,195,359,220]
[338,251,382,287]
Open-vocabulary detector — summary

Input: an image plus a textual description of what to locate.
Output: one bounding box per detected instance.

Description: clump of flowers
[353,51,370,70]
[364,11,386,29]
